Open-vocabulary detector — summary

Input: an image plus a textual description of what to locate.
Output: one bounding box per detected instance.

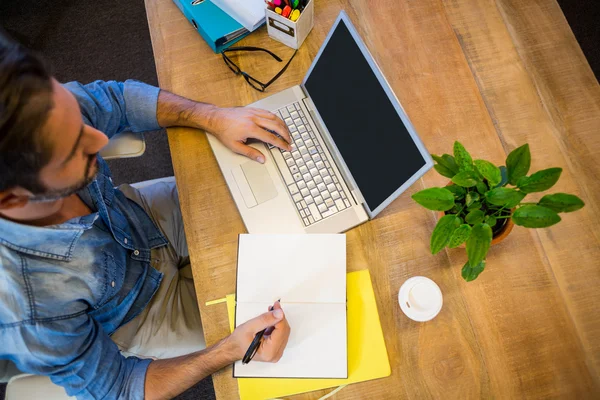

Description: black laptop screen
[304,20,427,211]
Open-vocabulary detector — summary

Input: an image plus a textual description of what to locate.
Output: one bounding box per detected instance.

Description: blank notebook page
[234,234,347,379]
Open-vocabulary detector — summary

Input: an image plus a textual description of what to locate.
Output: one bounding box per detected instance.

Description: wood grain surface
[143,0,600,398]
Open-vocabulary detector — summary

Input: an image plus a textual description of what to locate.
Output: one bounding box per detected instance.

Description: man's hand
[145,301,290,400]
[207,107,293,164]
[156,91,292,163]
[226,301,291,362]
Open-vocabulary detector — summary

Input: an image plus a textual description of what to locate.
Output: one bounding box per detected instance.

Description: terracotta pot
[441,181,515,246]
[436,210,514,247]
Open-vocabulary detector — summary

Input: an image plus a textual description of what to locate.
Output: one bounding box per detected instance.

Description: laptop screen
[304,18,429,213]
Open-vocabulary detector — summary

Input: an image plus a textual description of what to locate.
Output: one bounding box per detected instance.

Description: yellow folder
[226,269,391,400]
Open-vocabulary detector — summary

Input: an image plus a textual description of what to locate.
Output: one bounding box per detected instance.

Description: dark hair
[0,31,54,193]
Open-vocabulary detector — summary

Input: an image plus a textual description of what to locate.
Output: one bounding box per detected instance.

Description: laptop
[208,11,433,234]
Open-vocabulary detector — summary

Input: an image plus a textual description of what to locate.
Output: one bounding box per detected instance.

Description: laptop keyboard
[268,102,352,226]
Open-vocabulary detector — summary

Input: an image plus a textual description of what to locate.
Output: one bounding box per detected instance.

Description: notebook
[226,269,391,400]
[233,234,347,379]
[211,0,266,32]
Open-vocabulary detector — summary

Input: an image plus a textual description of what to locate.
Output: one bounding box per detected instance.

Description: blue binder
[172,0,250,53]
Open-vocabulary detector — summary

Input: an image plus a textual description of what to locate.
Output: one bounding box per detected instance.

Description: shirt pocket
[93,251,124,309]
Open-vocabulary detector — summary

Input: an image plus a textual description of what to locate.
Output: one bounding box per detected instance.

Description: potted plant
[412,142,585,281]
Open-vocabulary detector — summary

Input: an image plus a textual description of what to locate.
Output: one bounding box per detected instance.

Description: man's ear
[0,189,31,210]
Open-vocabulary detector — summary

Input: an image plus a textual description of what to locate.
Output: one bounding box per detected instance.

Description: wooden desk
[144,0,600,398]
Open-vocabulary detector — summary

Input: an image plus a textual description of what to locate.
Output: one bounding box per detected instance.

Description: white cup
[398,276,443,322]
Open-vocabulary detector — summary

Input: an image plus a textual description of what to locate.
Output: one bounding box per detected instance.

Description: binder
[172,0,249,53]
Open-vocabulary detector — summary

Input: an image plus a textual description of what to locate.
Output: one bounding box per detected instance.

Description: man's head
[0,33,109,212]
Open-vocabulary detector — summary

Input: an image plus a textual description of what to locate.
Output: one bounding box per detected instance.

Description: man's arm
[156,90,292,163]
[145,302,289,400]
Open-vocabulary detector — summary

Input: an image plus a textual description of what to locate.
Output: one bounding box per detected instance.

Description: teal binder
[172,0,250,53]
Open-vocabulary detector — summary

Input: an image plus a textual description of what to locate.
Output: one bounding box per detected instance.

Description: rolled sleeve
[123,80,161,132]
[1,315,151,400]
[64,79,161,138]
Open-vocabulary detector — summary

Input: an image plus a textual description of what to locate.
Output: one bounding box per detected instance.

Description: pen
[242,300,281,364]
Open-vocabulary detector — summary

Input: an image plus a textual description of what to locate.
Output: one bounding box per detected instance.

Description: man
[0,33,291,399]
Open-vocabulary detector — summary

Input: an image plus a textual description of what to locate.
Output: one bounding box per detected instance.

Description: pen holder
[266,0,314,49]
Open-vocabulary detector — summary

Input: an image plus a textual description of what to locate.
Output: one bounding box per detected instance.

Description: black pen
[242,300,280,364]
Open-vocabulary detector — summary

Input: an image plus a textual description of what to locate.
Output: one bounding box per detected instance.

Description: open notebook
[233,234,347,379]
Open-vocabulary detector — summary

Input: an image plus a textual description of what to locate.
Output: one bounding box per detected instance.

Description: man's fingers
[253,115,292,146]
[248,308,285,333]
[250,125,292,152]
[230,141,266,164]
[265,301,282,335]
[264,316,290,361]
[257,305,290,362]
[249,107,278,120]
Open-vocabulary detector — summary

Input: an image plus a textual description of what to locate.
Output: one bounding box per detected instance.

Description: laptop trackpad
[231,162,278,208]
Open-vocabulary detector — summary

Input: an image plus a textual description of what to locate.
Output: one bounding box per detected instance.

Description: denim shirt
[0,80,169,399]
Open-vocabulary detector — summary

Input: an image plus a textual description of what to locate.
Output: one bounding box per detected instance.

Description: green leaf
[432,154,459,175]
[485,187,526,207]
[495,166,508,188]
[512,205,561,228]
[474,160,501,187]
[453,141,473,171]
[442,154,459,174]
[506,144,531,185]
[434,164,455,178]
[466,223,492,266]
[461,260,486,282]
[538,193,585,213]
[430,215,461,254]
[476,181,488,194]
[517,168,562,193]
[452,171,478,187]
[446,185,466,199]
[412,188,455,211]
[466,209,485,225]
[484,215,497,228]
[467,201,482,211]
[448,224,472,248]
[465,192,480,207]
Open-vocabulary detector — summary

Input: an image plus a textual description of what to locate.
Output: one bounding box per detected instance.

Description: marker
[265,0,275,10]
[275,6,282,14]
[273,0,282,6]
[282,5,291,18]
[290,8,300,21]
[292,0,299,8]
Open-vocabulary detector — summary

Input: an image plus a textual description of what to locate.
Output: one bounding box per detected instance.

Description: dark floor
[0,0,174,186]
[558,0,600,82]
[0,0,598,399]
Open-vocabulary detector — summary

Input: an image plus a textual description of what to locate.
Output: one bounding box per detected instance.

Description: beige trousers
[112,179,205,359]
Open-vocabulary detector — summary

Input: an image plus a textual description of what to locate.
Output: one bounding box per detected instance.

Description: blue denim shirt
[0,80,169,399]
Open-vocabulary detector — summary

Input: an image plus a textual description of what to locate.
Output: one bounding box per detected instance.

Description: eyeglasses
[221,46,298,92]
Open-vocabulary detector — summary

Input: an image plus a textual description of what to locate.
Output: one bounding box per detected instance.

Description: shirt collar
[0,213,97,261]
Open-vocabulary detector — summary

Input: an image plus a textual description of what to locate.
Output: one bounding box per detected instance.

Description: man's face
[32,79,109,201]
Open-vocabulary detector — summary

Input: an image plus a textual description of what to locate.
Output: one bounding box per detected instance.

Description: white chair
[99,131,147,160]
[5,132,174,399]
